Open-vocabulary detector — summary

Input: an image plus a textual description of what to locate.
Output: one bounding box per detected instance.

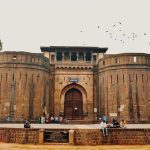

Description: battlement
[99,53,150,69]
[0,51,50,70]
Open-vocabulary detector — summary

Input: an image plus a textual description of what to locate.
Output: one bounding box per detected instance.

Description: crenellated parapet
[99,53,150,70]
[0,51,50,71]
[0,51,51,122]
[98,53,150,123]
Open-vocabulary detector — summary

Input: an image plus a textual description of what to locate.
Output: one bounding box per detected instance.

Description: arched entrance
[64,88,83,120]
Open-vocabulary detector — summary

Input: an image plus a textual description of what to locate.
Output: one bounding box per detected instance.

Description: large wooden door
[64,88,83,120]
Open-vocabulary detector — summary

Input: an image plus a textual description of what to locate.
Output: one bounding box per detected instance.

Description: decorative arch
[60,83,88,113]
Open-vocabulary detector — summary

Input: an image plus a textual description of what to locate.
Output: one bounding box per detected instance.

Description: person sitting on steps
[112,119,120,128]
[24,120,31,128]
[120,119,126,128]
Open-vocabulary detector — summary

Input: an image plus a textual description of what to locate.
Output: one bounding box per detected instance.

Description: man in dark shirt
[112,119,120,128]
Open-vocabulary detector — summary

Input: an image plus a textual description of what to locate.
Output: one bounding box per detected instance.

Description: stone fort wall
[0,51,50,122]
[0,51,150,123]
[98,53,150,123]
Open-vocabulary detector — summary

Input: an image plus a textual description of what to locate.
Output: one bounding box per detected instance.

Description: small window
[133,56,137,62]
[26,56,28,62]
[86,52,91,61]
[12,56,17,61]
[38,57,41,65]
[103,61,105,66]
[64,52,70,61]
[147,58,150,64]
[31,57,35,63]
[93,55,96,62]
[78,52,84,61]
[71,52,77,61]
[51,55,55,62]
[115,57,119,63]
[57,52,62,61]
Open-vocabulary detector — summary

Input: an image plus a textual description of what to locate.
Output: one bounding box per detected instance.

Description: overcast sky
[0,0,150,54]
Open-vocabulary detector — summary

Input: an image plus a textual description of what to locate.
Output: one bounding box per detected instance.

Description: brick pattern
[103,128,150,145]
[74,129,150,145]
[0,128,39,144]
[0,128,149,145]
[74,129,103,145]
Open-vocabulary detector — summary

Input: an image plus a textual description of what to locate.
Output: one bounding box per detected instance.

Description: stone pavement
[0,123,150,129]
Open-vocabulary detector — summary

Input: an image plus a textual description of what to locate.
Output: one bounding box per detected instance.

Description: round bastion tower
[98,53,150,123]
[0,51,50,122]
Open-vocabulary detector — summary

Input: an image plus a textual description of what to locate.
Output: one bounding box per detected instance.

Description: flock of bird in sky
[80,21,150,46]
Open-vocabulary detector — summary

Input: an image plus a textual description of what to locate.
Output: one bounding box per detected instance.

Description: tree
[0,39,2,51]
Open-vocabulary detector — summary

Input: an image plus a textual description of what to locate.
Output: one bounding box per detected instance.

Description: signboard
[68,77,79,83]
[109,113,117,117]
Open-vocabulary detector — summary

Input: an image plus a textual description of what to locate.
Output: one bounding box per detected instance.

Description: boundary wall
[0,128,149,145]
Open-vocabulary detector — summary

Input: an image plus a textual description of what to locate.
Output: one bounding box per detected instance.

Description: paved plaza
[0,123,150,129]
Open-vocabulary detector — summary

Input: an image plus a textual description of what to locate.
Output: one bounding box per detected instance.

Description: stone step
[65,119,96,124]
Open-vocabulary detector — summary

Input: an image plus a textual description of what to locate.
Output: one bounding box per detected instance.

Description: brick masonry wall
[103,128,150,145]
[74,129,103,145]
[74,129,150,145]
[0,128,39,144]
[0,128,149,145]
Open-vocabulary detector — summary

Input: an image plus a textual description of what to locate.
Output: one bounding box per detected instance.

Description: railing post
[39,129,44,144]
[69,129,74,145]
